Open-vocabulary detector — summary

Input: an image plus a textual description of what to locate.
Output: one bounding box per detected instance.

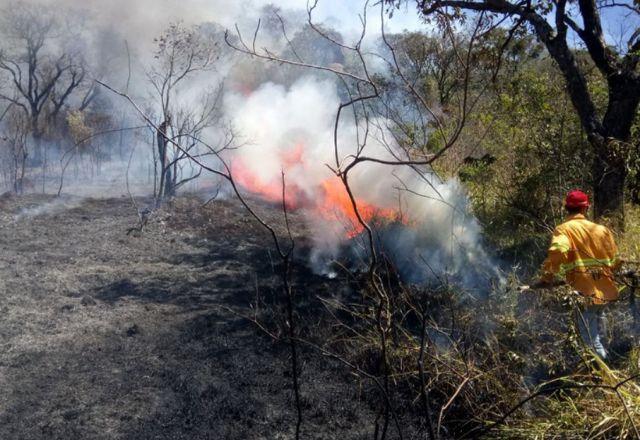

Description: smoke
[32,0,286,44]
[26,0,421,50]
[0,0,502,290]
[223,77,336,194]
[13,195,84,220]
[224,76,503,291]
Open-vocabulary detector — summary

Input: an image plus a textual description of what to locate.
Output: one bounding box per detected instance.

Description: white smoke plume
[0,0,502,290]
[224,76,503,290]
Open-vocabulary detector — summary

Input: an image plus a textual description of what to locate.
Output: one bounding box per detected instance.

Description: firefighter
[533,189,621,359]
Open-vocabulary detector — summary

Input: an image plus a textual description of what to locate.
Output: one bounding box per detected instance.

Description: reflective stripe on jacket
[542,214,621,304]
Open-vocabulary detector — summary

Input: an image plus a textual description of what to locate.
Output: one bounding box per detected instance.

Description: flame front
[232,142,404,238]
[231,143,308,209]
[317,178,402,238]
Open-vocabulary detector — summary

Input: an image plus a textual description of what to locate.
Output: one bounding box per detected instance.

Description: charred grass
[0,193,375,439]
[1,193,639,439]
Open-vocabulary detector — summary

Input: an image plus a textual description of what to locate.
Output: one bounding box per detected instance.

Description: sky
[104,0,636,53]
[14,0,425,64]
[21,0,637,56]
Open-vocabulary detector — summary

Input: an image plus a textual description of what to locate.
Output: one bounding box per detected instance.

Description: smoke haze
[224,77,503,290]
[0,0,502,289]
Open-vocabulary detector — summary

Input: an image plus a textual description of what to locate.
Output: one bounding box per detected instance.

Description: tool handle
[518,280,566,291]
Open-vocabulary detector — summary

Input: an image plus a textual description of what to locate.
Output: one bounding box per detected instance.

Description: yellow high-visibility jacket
[541,213,621,304]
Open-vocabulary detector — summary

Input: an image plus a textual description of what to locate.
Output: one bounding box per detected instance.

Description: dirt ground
[0,193,378,440]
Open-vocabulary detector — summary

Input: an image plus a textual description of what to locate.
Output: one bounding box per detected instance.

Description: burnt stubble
[0,194,375,440]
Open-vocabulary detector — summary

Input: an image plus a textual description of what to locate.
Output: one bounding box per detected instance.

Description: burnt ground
[0,193,380,440]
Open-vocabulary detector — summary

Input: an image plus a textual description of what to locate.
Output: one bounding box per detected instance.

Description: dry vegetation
[1,190,640,439]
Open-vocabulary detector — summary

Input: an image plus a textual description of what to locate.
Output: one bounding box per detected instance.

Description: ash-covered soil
[0,193,376,440]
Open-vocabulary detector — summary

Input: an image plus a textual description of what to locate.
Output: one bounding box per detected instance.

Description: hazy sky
[34,0,424,47]
[4,0,634,67]
[21,0,635,55]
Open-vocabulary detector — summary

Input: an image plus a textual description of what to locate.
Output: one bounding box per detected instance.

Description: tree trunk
[631,177,640,205]
[592,144,626,228]
[593,76,640,229]
[156,121,168,204]
[164,166,174,198]
[31,131,44,166]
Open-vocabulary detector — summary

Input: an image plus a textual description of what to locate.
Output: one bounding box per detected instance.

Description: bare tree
[165,89,225,194]
[0,2,87,165]
[223,3,497,438]
[147,22,221,203]
[0,105,30,193]
[95,84,303,439]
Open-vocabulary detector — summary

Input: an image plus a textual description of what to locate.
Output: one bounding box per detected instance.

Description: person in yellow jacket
[535,189,621,359]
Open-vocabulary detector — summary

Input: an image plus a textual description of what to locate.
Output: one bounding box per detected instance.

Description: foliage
[66,110,93,147]
[619,205,640,262]
[463,58,592,248]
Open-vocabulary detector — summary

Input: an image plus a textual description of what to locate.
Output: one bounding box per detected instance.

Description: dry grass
[317,271,640,438]
[619,205,640,262]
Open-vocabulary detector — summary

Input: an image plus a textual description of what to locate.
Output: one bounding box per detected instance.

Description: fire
[231,143,308,208]
[318,178,401,238]
[232,161,301,207]
[232,142,404,238]
[230,80,257,97]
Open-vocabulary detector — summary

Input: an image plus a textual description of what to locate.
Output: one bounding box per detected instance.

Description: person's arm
[538,228,570,285]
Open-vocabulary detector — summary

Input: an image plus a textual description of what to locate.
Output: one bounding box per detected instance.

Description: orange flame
[318,178,401,238]
[232,143,307,208]
[232,142,403,238]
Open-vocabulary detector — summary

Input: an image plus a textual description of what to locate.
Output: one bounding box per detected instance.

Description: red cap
[565,189,590,208]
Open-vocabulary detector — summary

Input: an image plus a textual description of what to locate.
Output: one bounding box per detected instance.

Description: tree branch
[422,0,605,138]
[576,0,618,76]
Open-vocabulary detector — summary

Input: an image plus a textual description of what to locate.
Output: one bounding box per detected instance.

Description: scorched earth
[0,193,376,440]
